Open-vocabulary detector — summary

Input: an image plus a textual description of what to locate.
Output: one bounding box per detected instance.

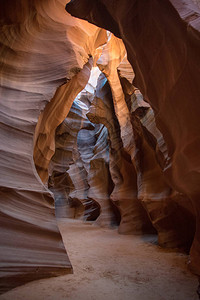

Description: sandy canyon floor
[0,219,199,300]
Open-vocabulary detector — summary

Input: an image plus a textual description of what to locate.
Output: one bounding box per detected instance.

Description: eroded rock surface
[66,0,200,276]
[1,0,200,294]
[0,0,106,293]
[49,72,117,226]
[88,74,153,234]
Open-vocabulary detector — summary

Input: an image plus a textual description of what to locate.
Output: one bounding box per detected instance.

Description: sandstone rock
[96,34,135,160]
[66,0,200,276]
[122,78,195,249]
[49,70,117,226]
[0,0,107,293]
[79,123,115,225]
[0,188,72,294]
[48,98,94,219]
[1,0,200,294]
[34,58,93,183]
[88,73,153,234]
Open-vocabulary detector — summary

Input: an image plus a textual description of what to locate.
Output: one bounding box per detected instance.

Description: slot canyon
[0,0,200,299]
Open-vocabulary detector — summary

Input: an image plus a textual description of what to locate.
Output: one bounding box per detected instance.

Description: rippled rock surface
[66,0,200,276]
[0,0,106,293]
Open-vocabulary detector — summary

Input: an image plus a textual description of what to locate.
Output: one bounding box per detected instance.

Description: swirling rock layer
[1,0,200,294]
[66,0,200,276]
[88,73,153,234]
[49,74,117,226]
[0,0,107,294]
[0,188,72,294]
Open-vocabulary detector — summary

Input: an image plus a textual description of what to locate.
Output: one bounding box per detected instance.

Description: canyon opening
[1,1,200,299]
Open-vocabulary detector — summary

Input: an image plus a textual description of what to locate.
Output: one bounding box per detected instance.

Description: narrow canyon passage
[1,0,200,299]
[0,219,198,300]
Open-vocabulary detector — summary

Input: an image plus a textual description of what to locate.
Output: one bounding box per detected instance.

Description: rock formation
[49,70,117,226]
[123,80,195,249]
[34,57,93,183]
[87,73,154,234]
[66,0,200,277]
[0,0,106,293]
[1,0,200,294]
[48,98,93,219]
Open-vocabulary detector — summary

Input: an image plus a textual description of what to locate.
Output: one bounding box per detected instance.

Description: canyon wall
[49,56,195,251]
[66,0,200,276]
[1,0,200,294]
[0,0,107,293]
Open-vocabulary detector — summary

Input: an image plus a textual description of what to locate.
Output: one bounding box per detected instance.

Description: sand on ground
[0,218,199,300]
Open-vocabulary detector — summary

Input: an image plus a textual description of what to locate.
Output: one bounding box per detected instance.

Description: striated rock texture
[49,71,117,226]
[88,73,153,234]
[94,44,194,248]
[96,34,135,161]
[48,98,93,219]
[92,31,194,248]
[0,188,72,294]
[66,0,200,276]
[1,0,200,294]
[34,57,93,183]
[0,0,107,294]
[121,78,195,249]
[32,4,107,183]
